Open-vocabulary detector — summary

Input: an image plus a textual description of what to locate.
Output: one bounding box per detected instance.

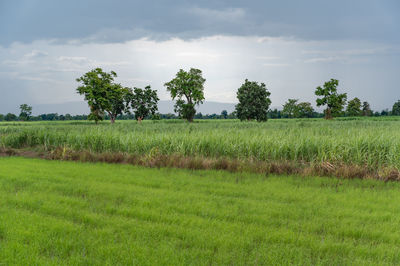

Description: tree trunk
[325,108,333,120]
[110,115,116,124]
[138,117,143,124]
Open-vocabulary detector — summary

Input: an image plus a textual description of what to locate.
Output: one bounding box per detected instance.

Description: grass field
[1,117,400,173]
[1,157,400,265]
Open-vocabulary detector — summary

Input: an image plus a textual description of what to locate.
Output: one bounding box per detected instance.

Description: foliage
[282,100,314,118]
[88,106,104,124]
[19,104,32,121]
[282,99,299,118]
[164,68,206,122]
[346,97,362,117]
[268,109,282,119]
[392,100,400,116]
[235,79,271,122]
[4,113,17,121]
[296,102,315,118]
[105,83,131,123]
[127,86,159,122]
[151,113,161,120]
[221,110,228,119]
[362,101,372,116]
[76,68,130,124]
[315,79,347,119]
[4,118,400,170]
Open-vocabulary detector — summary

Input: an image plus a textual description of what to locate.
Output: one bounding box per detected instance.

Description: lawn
[1,157,400,265]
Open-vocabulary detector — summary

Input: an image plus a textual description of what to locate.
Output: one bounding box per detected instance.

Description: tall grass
[1,118,400,169]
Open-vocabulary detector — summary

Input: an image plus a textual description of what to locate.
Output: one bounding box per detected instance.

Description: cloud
[304,57,343,63]
[57,56,90,63]
[24,50,48,58]
[262,63,290,67]
[1,0,399,46]
[187,7,246,22]
[1,35,399,114]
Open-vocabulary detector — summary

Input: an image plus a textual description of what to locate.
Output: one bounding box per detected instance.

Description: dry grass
[1,147,399,181]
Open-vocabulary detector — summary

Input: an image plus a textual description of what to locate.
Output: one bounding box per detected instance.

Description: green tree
[19,104,32,121]
[88,107,104,124]
[381,109,390,116]
[392,100,400,116]
[76,68,130,124]
[362,101,372,116]
[235,79,271,122]
[296,102,315,118]
[315,79,347,119]
[128,86,159,123]
[164,68,206,122]
[105,83,131,123]
[282,99,299,118]
[221,110,228,119]
[151,113,161,120]
[4,113,17,121]
[346,97,362,117]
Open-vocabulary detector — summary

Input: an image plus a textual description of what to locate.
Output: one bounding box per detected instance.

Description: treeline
[2,68,400,122]
[2,107,398,122]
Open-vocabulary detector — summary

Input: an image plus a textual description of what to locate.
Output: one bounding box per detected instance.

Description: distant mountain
[32,102,89,115]
[31,100,237,116]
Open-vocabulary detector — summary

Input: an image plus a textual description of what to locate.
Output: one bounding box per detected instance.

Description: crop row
[1,119,400,168]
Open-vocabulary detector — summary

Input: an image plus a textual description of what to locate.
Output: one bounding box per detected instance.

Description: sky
[0,0,399,114]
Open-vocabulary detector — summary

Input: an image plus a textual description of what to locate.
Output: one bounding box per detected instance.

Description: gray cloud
[1,0,399,46]
[0,0,399,114]
[0,36,398,114]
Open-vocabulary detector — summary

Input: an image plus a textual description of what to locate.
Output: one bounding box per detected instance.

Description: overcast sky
[1,0,399,114]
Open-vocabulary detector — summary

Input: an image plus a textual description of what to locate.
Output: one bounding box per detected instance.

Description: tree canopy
[128,86,159,122]
[296,102,314,118]
[362,101,372,116]
[164,68,205,122]
[315,79,347,119]
[235,79,271,122]
[19,104,32,121]
[346,97,362,117]
[76,68,130,123]
[282,99,299,118]
[392,100,400,116]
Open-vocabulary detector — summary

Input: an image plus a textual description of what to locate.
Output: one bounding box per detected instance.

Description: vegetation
[346,97,362,117]
[3,73,398,122]
[76,68,131,124]
[4,113,17,121]
[282,99,315,118]
[2,118,400,175]
[235,79,271,122]
[315,79,347,119]
[296,102,315,118]
[19,104,32,121]
[164,68,206,122]
[362,101,372,116]
[282,99,298,118]
[2,157,400,265]
[392,100,400,116]
[127,86,159,123]
[76,68,161,124]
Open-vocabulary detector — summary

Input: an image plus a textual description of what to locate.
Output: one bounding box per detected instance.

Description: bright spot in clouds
[1,35,398,113]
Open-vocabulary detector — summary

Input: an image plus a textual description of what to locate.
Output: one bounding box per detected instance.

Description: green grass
[1,157,400,265]
[2,118,400,170]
